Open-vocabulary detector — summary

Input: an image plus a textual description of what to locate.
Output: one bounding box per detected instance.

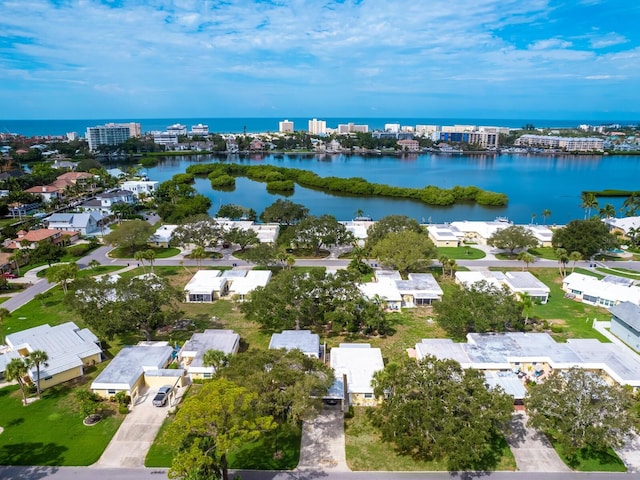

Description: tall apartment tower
[279,119,294,133]
[308,118,327,135]
[85,123,132,151]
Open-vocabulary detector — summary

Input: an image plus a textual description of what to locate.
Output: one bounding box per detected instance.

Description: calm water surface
[143,153,640,224]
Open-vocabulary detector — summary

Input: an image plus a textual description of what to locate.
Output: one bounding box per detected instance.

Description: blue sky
[0,0,639,120]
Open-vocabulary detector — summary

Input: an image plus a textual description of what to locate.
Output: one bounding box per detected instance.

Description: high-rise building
[279,119,294,133]
[85,123,132,151]
[191,124,209,135]
[337,123,368,134]
[308,118,327,135]
[166,124,187,136]
[384,123,400,133]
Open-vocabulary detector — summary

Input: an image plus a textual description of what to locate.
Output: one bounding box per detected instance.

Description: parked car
[152,385,172,407]
[2,272,17,279]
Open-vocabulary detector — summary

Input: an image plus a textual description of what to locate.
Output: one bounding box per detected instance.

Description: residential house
[397,139,420,152]
[8,202,39,218]
[105,168,126,178]
[121,180,158,198]
[7,228,78,249]
[220,270,272,301]
[216,219,280,244]
[339,220,375,247]
[24,185,63,203]
[610,302,640,352]
[455,270,550,304]
[56,171,94,186]
[249,139,265,151]
[562,272,640,308]
[80,189,134,215]
[426,224,464,247]
[91,342,185,403]
[415,332,640,391]
[329,344,384,407]
[150,224,179,248]
[269,330,321,359]
[184,270,229,302]
[359,270,443,309]
[604,216,640,238]
[45,212,104,236]
[448,220,511,245]
[0,322,102,389]
[525,225,554,247]
[178,330,240,379]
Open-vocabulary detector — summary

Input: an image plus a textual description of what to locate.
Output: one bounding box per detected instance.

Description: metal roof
[610,301,640,332]
[269,330,320,357]
[180,330,240,368]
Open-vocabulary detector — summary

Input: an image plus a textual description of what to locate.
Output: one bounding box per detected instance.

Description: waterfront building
[152,131,179,146]
[166,123,187,136]
[190,123,209,135]
[121,180,158,197]
[308,118,327,135]
[384,123,400,133]
[515,134,604,152]
[85,123,132,151]
[415,125,439,136]
[66,132,78,141]
[279,119,294,133]
[337,122,368,134]
[397,139,420,152]
[436,129,499,149]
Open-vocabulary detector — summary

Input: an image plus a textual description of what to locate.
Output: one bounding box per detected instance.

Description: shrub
[266,180,295,192]
[118,404,130,415]
[210,174,236,189]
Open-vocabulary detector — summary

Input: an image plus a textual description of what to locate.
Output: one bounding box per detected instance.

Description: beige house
[0,322,102,390]
[91,342,184,404]
[179,330,240,380]
[330,343,384,407]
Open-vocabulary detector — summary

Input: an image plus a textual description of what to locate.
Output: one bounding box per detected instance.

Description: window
[363,393,373,399]
[203,373,212,379]
[107,389,116,395]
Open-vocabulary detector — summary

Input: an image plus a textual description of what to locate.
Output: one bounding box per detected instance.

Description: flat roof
[181,330,240,368]
[330,343,384,394]
[184,270,225,294]
[91,343,173,390]
[269,330,320,356]
[610,302,640,331]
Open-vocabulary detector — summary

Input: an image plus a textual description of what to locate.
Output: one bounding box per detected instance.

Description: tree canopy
[240,269,387,334]
[370,229,436,274]
[259,199,309,225]
[526,368,636,459]
[551,218,617,258]
[487,225,538,256]
[105,219,156,254]
[364,215,424,251]
[69,274,182,340]
[433,281,525,338]
[171,215,222,249]
[371,356,513,471]
[291,215,354,256]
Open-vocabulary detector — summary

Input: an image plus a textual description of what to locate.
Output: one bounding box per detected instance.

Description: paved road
[0,466,636,480]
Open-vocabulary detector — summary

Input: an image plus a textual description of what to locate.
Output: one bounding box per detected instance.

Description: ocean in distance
[140,152,640,225]
[2,117,639,137]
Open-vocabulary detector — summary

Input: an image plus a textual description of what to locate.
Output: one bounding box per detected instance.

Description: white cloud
[590,32,628,49]
[528,38,573,50]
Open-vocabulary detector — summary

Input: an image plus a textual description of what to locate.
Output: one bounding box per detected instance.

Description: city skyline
[1,0,639,121]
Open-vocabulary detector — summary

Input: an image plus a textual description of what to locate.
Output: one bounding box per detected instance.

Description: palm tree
[447,258,458,279]
[580,192,599,219]
[134,250,146,273]
[9,250,27,276]
[517,251,535,271]
[0,307,10,345]
[285,255,295,270]
[5,358,29,405]
[628,227,640,247]
[438,255,450,278]
[27,349,49,398]
[541,209,551,225]
[520,292,534,326]
[599,203,616,219]
[530,213,537,225]
[190,246,207,268]
[555,248,569,277]
[622,193,640,217]
[202,349,228,374]
[144,249,156,273]
[569,251,583,273]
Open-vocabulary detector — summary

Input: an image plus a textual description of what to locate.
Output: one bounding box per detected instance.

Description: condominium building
[279,119,294,133]
[190,124,209,135]
[166,124,187,136]
[85,123,132,151]
[515,134,604,152]
[384,123,400,133]
[337,122,368,134]
[308,118,327,135]
[152,131,179,146]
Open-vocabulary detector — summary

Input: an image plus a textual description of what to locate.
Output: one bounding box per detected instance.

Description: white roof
[184,270,225,294]
[604,216,640,234]
[330,343,384,395]
[449,220,510,239]
[3,322,101,379]
[222,270,272,295]
[358,280,402,302]
[339,220,375,240]
[151,224,179,243]
[563,272,640,305]
[455,271,504,290]
[524,224,553,242]
[396,273,443,299]
[269,330,320,357]
[216,220,279,243]
[180,330,240,371]
[91,343,173,390]
[426,224,464,242]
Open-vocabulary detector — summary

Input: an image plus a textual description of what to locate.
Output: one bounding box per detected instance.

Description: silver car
[152,385,172,407]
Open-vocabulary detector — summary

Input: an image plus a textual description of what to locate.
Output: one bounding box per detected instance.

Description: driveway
[298,407,349,471]
[93,387,173,468]
[615,432,640,473]
[506,412,570,472]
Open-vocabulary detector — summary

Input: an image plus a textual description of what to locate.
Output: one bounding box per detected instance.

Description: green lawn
[0,380,125,466]
[489,267,610,341]
[548,438,626,472]
[436,246,486,260]
[527,247,558,260]
[344,407,516,471]
[595,266,640,280]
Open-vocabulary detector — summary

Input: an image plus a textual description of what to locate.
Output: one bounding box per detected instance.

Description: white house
[150,224,179,248]
[216,219,280,244]
[45,212,104,236]
[426,224,464,247]
[269,330,321,358]
[178,330,240,379]
[121,180,158,198]
[562,272,640,308]
[329,344,384,407]
[449,220,511,245]
[184,270,228,302]
[610,302,640,352]
[455,270,550,304]
[359,270,443,309]
[80,189,135,215]
[221,270,272,300]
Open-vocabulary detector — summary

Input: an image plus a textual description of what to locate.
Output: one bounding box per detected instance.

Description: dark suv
[152,385,172,407]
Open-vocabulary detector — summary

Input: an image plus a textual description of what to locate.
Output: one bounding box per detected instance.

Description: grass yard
[0,378,125,466]
[548,438,626,472]
[595,266,640,279]
[489,267,610,341]
[344,407,516,472]
[108,246,181,259]
[436,246,486,260]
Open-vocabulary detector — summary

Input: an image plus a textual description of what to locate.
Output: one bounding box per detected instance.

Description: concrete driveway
[507,412,570,472]
[298,407,349,471]
[93,387,173,468]
[615,432,640,473]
